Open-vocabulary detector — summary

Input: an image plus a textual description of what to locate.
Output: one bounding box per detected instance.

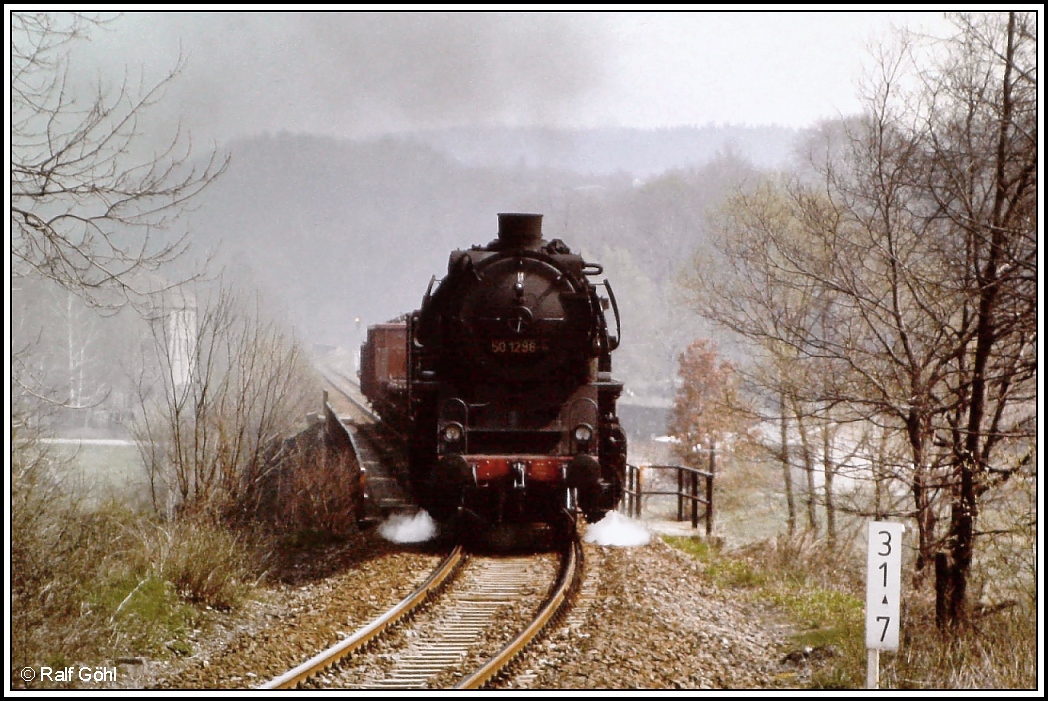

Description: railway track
[260,539,582,690]
[259,545,465,689]
[315,360,380,424]
[281,353,588,688]
[453,538,581,690]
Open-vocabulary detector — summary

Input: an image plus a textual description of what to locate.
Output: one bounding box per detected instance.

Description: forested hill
[413,124,798,177]
[181,124,799,401]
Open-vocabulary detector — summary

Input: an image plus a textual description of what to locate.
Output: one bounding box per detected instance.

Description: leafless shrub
[131,284,318,522]
[241,416,362,538]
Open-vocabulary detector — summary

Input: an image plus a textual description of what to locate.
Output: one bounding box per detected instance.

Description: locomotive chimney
[497,213,543,250]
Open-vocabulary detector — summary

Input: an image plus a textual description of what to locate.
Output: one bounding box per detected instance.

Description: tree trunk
[934,11,1019,630]
[940,460,976,628]
[794,403,818,533]
[780,390,796,537]
[822,423,836,544]
[907,409,937,584]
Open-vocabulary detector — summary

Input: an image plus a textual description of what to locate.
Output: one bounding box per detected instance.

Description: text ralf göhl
[37,666,118,683]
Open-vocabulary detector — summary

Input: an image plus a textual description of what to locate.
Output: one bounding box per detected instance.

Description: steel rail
[259,545,466,690]
[452,538,581,690]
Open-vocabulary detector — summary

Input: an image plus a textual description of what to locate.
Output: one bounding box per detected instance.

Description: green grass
[12,474,257,681]
[90,574,199,658]
[764,587,863,634]
[665,536,767,588]
[665,534,868,688]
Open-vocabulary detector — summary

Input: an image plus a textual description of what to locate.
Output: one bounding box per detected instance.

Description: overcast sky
[44,8,977,146]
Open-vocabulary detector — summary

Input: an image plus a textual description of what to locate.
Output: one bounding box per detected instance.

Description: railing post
[706,443,716,537]
[624,465,634,518]
[677,468,684,521]
[636,467,642,519]
[630,465,638,518]
[691,468,699,529]
[623,465,629,516]
[622,466,627,516]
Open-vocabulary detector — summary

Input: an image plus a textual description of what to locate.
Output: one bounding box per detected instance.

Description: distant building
[146,283,198,398]
[168,304,197,394]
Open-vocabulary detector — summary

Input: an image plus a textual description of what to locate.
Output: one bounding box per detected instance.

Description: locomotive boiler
[360,213,627,539]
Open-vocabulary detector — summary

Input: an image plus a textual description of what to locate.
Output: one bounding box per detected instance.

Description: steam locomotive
[359,213,627,540]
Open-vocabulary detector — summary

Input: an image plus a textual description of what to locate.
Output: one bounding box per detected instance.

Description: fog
[10,9,967,430]
[69,12,606,144]
[64,10,956,144]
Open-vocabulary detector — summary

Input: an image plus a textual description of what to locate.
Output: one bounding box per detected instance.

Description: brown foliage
[240,417,363,537]
[669,338,753,468]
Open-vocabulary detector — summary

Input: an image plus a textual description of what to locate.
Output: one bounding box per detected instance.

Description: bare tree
[909,12,1037,626]
[686,13,1036,628]
[745,344,851,542]
[10,12,227,313]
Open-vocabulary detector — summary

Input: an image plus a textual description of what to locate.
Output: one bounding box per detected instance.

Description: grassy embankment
[12,440,259,685]
[660,453,1037,690]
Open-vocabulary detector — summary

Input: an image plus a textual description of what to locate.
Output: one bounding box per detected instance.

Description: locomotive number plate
[491,339,549,354]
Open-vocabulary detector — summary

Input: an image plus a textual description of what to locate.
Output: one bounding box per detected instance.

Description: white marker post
[865,521,904,689]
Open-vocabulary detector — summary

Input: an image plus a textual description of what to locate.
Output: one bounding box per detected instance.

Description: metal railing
[622,462,714,537]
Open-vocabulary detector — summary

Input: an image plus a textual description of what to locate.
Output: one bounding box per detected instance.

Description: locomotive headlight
[442,422,464,443]
[573,424,594,444]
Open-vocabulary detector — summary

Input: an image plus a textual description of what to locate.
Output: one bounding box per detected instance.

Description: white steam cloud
[583,511,651,547]
[378,510,438,544]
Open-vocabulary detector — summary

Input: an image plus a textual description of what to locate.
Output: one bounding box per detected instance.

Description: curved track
[284,354,587,688]
[453,537,582,690]
[259,545,465,689]
[315,360,380,424]
[260,539,581,690]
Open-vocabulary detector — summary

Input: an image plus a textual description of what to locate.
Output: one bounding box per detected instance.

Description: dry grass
[10,433,261,680]
[139,516,255,611]
[880,601,1038,689]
